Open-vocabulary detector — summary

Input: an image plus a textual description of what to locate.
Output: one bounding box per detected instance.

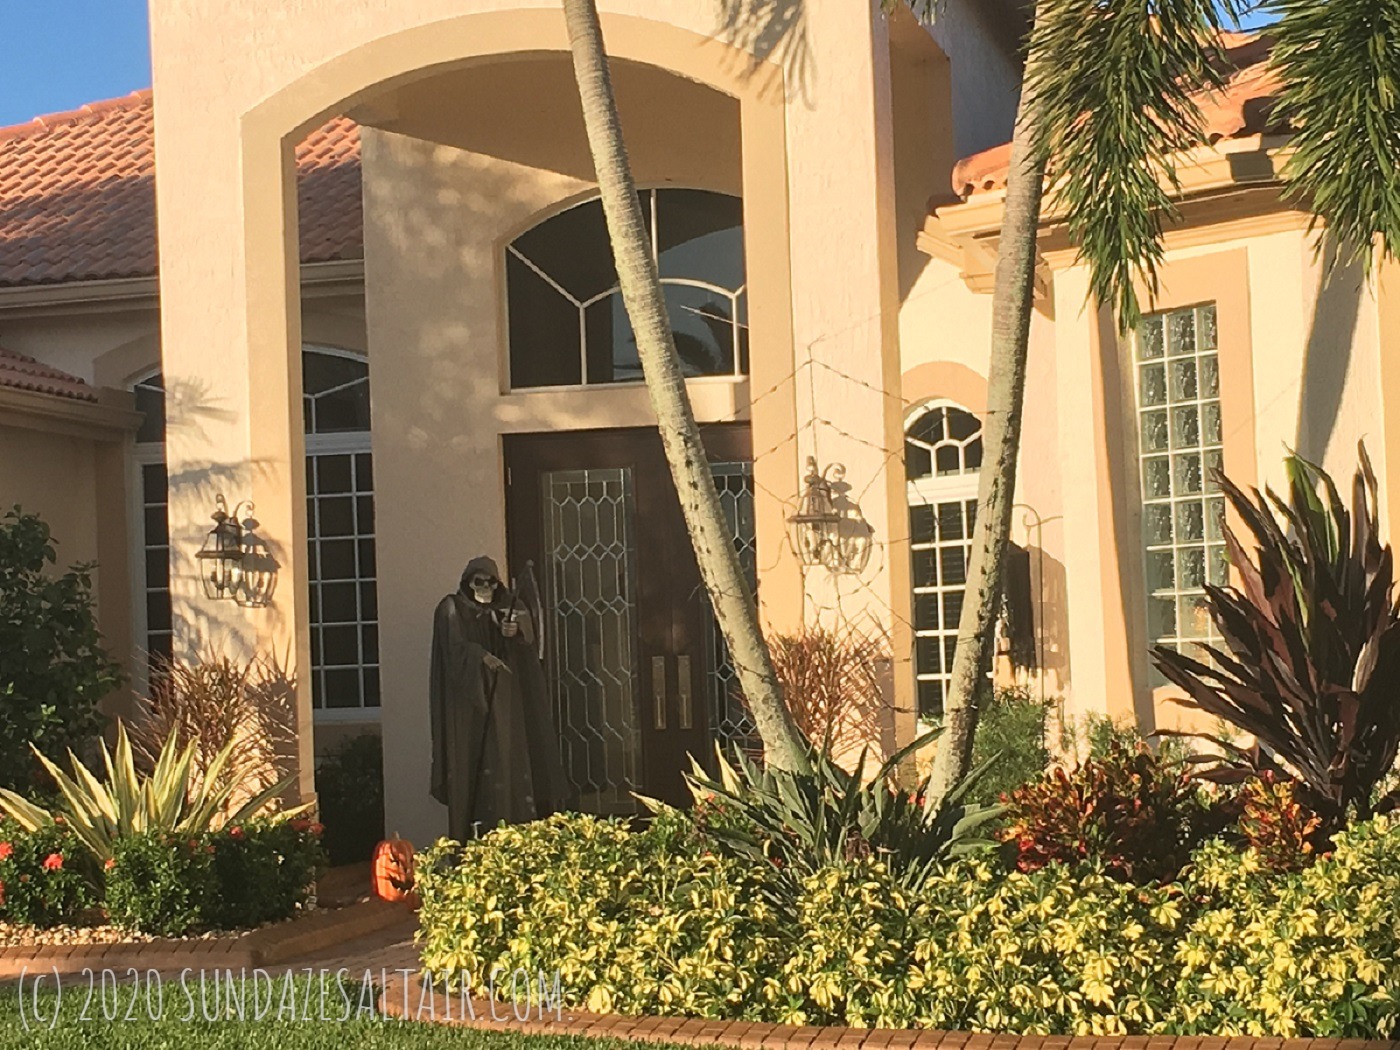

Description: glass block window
[507,189,748,388]
[906,401,982,720]
[1134,303,1226,676]
[129,348,380,716]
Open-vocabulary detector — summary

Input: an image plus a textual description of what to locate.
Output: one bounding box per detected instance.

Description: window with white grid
[132,370,171,667]
[1133,303,1227,678]
[129,348,378,717]
[906,401,982,721]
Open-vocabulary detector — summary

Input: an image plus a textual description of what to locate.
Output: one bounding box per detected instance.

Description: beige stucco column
[150,75,314,799]
[1049,266,1138,727]
[781,1,913,753]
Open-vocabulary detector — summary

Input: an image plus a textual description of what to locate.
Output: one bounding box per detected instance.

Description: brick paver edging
[378,972,1399,1050]
[0,898,412,979]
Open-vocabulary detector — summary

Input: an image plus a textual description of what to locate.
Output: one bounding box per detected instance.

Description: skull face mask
[467,572,497,605]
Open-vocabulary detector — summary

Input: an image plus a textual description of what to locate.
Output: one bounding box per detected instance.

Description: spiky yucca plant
[0,720,307,862]
[643,731,1001,899]
[1153,444,1400,831]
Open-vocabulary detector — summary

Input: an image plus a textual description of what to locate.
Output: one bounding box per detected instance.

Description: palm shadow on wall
[1294,238,1364,465]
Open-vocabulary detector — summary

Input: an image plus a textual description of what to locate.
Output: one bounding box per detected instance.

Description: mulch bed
[0,895,411,979]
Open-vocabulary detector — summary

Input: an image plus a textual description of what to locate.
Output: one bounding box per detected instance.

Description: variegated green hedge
[414,811,1400,1039]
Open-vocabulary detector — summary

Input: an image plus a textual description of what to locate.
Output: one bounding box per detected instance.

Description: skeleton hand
[483,653,510,674]
[500,619,520,639]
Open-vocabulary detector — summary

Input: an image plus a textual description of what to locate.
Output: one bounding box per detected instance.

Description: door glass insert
[702,462,760,753]
[542,467,641,815]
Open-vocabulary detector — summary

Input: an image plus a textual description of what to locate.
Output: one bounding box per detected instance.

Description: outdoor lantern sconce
[787,456,874,575]
[196,495,274,608]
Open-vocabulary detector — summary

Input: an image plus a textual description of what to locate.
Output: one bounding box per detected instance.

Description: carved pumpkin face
[372,836,419,905]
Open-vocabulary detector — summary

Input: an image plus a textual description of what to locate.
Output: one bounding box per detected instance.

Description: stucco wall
[1042,225,1390,733]
[0,425,99,569]
[921,0,1021,159]
[0,421,136,722]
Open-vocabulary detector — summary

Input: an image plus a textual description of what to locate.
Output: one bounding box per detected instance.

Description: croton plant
[1153,443,1400,832]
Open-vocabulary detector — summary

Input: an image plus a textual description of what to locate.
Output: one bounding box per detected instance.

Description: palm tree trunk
[928,55,1047,802]
[561,0,811,774]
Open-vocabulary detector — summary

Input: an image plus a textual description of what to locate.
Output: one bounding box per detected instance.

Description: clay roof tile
[0,346,96,401]
[0,89,362,287]
[949,32,1285,199]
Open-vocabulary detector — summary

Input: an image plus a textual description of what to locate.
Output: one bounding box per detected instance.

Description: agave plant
[0,719,307,862]
[1152,443,1400,831]
[643,729,1001,897]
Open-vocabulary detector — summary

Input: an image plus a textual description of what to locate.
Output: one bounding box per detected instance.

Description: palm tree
[931,0,1400,795]
[560,0,811,774]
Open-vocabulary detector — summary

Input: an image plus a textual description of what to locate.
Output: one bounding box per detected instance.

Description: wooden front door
[505,424,755,814]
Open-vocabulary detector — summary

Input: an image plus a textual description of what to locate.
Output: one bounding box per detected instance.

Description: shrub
[104,820,325,935]
[105,831,217,936]
[0,817,96,927]
[205,818,326,929]
[129,650,296,817]
[415,813,785,1017]
[1153,445,1400,831]
[668,733,1000,898]
[414,811,1400,1037]
[1172,818,1400,1038]
[315,732,384,865]
[967,687,1052,806]
[1236,772,1330,872]
[998,741,1218,884]
[0,507,123,793]
[0,719,307,862]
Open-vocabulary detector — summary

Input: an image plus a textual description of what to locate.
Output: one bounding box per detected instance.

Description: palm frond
[1267,0,1400,272]
[1027,0,1241,329]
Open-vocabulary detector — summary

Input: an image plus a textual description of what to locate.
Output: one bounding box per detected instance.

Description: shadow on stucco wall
[1294,239,1363,466]
[716,0,810,102]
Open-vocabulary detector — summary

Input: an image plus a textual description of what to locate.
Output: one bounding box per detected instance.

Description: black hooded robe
[428,556,569,840]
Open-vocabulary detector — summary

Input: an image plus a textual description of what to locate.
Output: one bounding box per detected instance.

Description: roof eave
[0,384,143,442]
[922,135,1300,293]
[0,259,365,318]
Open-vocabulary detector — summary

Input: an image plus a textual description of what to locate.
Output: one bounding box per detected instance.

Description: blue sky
[0,0,151,127]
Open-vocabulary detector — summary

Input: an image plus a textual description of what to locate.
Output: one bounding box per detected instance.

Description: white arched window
[506,188,747,388]
[129,346,379,720]
[905,400,983,722]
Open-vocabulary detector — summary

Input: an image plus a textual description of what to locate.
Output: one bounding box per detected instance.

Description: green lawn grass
[0,974,653,1050]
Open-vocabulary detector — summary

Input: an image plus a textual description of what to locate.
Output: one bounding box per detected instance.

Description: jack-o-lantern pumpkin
[372,834,419,906]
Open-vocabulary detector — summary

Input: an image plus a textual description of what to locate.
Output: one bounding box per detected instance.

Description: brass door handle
[677,655,692,730]
[652,655,667,730]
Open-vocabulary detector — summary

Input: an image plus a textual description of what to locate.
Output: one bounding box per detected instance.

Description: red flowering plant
[997,741,1225,884]
[203,817,327,930]
[0,817,95,926]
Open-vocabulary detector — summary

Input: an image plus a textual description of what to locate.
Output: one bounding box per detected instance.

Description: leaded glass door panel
[505,425,753,813]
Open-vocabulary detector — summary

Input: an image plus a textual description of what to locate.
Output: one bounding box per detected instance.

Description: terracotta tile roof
[951,32,1284,197]
[0,90,362,288]
[0,346,95,401]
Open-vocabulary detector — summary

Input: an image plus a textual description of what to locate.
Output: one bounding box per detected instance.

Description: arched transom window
[131,347,380,719]
[905,401,983,722]
[506,188,748,388]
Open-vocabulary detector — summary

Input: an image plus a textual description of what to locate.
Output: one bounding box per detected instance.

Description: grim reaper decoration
[428,556,568,839]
